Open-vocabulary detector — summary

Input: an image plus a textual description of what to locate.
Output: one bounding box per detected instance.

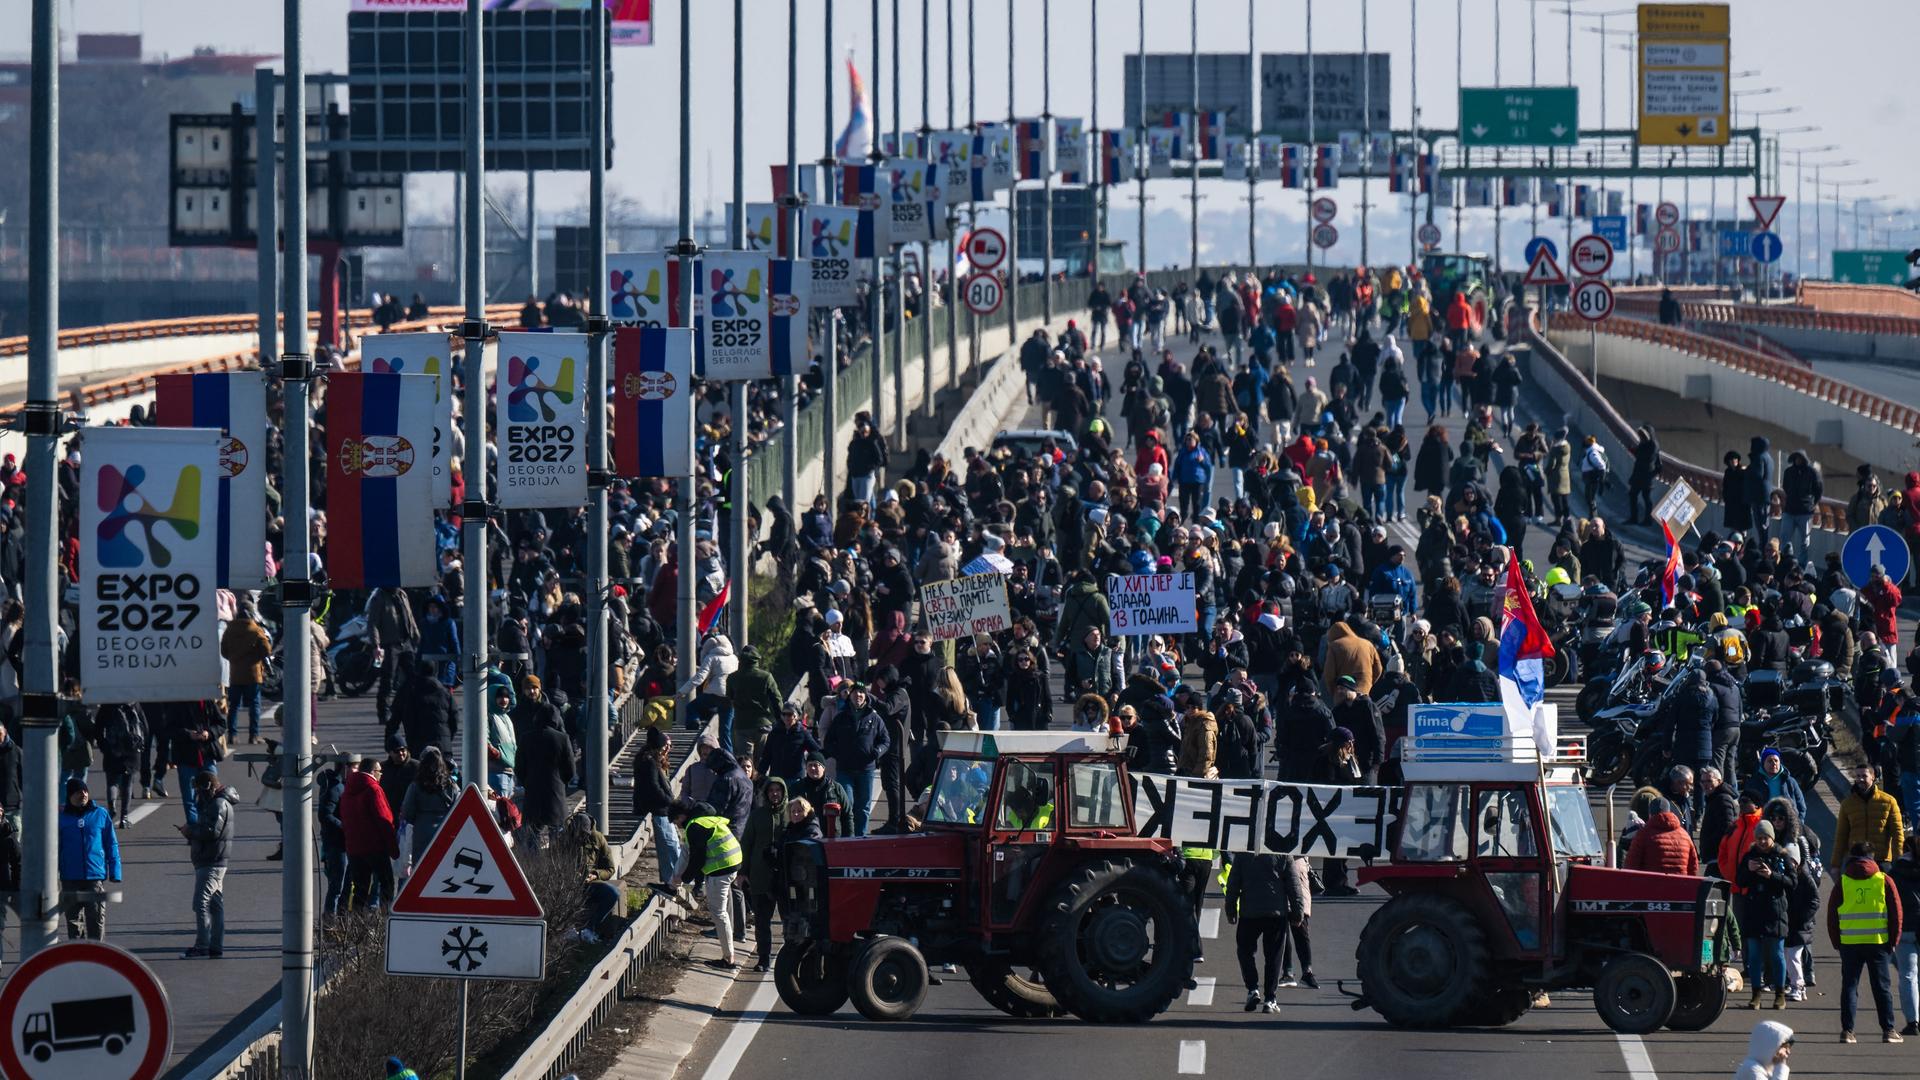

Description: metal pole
[921,0,936,421]
[1305,0,1315,273]
[678,0,698,690]
[870,0,887,453]
[890,0,906,448]
[20,0,59,968]
[1409,0,1418,265]
[455,983,469,1080]
[1492,0,1502,273]
[1006,0,1019,348]
[586,0,611,828]
[1564,1,1574,262]
[1361,0,1370,269]
[967,0,978,373]
[526,169,539,297]
[821,0,840,506]
[1136,0,1146,273]
[1453,0,1462,250]
[729,0,750,642]
[1094,0,1104,255]
[1043,0,1054,323]
[782,0,800,515]
[1187,0,1197,281]
[256,67,279,391]
[1249,0,1257,271]
[278,0,318,1074]
[461,0,491,798]
[945,0,959,388]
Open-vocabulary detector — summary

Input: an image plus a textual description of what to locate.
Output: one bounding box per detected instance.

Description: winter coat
[1717,811,1762,893]
[401,780,459,861]
[704,748,753,833]
[340,769,399,860]
[1052,580,1112,651]
[57,802,121,882]
[517,706,577,830]
[826,705,891,772]
[1732,1020,1793,1080]
[633,756,675,818]
[1699,783,1740,873]
[1332,695,1385,778]
[1826,854,1905,950]
[221,616,273,687]
[1223,852,1304,921]
[742,778,788,898]
[1781,455,1823,514]
[726,653,783,741]
[759,719,823,782]
[1178,711,1218,778]
[1735,843,1795,939]
[1834,784,1905,867]
[1321,622,1383,697]
[1666,678,1716,765]
[398,677,457,757]
[1623,812,1699,875]
[189,787,239,868]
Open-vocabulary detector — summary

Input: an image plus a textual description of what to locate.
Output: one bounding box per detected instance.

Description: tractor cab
[1357,733,1730,1034]
[777,730,1197,1025]
[1420,250,1492,334]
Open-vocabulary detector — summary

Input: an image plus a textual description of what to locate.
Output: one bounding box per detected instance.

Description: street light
[1808,159,1858,277]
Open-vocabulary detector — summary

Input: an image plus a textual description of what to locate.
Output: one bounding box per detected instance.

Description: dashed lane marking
[1616,1033,1659,1080]
[697,975,780,1080]
[126,803,161,826]
[1178,1039,1208,1075]
[1199,906,1221,939]
[1187,976,1216,1007]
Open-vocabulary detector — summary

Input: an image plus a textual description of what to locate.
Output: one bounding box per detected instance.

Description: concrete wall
[0,331,258,402]
[1550,328,1920,476]
[1751,323,1920,366]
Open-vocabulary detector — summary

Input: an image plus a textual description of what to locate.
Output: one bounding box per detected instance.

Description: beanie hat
[1754,820,1776,840]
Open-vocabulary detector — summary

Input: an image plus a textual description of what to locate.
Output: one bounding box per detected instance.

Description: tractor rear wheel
[847,936,930,1021]
[1035,858,1196,1023]
[1355,893,1493,1028]
[967,959,1062,1019]
[1594,953,1677,1034]
[774,939,849,1016]
[1665,972,1729,1031]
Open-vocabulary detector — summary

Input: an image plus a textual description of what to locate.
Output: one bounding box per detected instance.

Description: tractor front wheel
[1355,893,1492,1028]
[847,936,930,1021]
[1035,859,1196,1023]
[774,939,849,1016]
[967,958,1062,1019]
[1666,972,1729,1031]
[1594,953,1677,1034]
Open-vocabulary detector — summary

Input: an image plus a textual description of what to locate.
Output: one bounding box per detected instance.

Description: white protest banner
[81,426,223,703]
[694,251,775,380]
[363,331,455,507]
[1106,572,1197,636]
[921,574,1013,641]
[496,331,589,508]
[1133,773,1405,860]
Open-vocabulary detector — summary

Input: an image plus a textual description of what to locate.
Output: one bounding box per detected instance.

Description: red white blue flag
[1187,111,1225,161]
[155,371,269,589]
[364,330,456,506]
[1497,548,1558,754]
[698,579,730,635]
[324,372,438,589]
[1279,144,1306,189]
[1015,119,1050,180]
[613,326,695,479]
[1661,521,1683,608]
[767,257,810,377]
[1098,130,1133,186]
[837,163,884,255]
[1313,145,1340,188]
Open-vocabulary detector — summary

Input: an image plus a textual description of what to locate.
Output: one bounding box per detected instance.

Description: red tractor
[775,732,1197,1023]
[1354,736,1732,1033]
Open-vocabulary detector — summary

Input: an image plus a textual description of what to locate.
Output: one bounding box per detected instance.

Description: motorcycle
[324,613,378,697]
[1739,660,1841,790]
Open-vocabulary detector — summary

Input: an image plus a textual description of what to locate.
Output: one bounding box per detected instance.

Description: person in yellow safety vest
[1003,780,1054,831]
[1826,842,1907,1043]
[665,801,745,971]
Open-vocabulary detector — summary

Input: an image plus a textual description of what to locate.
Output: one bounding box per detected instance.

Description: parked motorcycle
[324,613,378,697]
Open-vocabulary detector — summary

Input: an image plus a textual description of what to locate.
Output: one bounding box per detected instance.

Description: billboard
[348,0,652,43]
[1122,54,1256,134]
[1636,3,1729,146]
[1260,53,1391,141]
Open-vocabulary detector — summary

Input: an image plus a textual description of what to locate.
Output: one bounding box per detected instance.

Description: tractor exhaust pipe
[1335,980,1369,1009]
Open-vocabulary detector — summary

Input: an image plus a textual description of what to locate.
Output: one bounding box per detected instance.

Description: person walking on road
[1732,1020,1793,1080]
[1836,764,1905,871]
[57,778,118,940]
[664,800,744,970]
[1225,851,1305,1013]
[342,757,399,910]
[179,768,235,957]
[1828,841,1906,1043]
[367,586,420,732]
[1887,830,1920,1035]
[400,747,459,866]
[220,598,272,743]
[517,677,577,843]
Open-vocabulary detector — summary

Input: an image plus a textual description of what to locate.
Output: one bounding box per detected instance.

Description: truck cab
[1357,734,1729,1034]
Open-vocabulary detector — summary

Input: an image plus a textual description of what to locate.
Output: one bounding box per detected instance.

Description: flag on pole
[1501,176,1532,207]
[324,372,438,589]
[1635,203,1651,236]
[1544,183,1565,217]
[1387,151,1411,193]
[1464,177,1495,208]
[834,54,869,161]
[1313,145,1340,187]
[362,331,455,507]
[1496,547,1557,747]
[1098,130,1134,186]
[1015,118,1050,180]
[1279,144,1305,188]
[1417,152,1436,194]
[1187,111,1225,161]
[154,371,269,589]
[838,163,883,255]
[767,257,810,377]
[1660,521,1683,607]
[698,579,731,634]
[1574,184,1592,218]
[613,326,695,479]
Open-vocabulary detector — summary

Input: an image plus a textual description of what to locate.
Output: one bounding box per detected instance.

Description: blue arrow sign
[1842,524,1909,590]
[1524,237,1558,266]
[1750,231,1783,264]
[1592,215,1628,249]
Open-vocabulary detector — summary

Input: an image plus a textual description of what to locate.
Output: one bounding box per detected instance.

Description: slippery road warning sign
[391,785,544,919]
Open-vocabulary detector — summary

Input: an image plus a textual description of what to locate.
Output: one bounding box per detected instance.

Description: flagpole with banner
[1496,547,1558,758]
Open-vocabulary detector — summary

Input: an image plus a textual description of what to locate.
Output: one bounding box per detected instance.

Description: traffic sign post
[1572,279,1614,322]
[1748,195,1786,231]
[1417,222,1442,250]
[1570,234,1614,279]
[0,942,173,1080]
[1458,86,1579,146]
[1656,202,1680,229]
[965,227,1006,271]
[1311,223,1338,250]
[963,273,1004,316]
[387,915,549,981]
[1524,237,1559,267]
[1311,197,1338,224]
[1654,227,1682,281]
[1749,232,1782,265]
[1592,215,1629,250]
[1842,524,1910,590]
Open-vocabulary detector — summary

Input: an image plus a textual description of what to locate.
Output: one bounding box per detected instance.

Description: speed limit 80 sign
[963,273,1004,316]
[1572,279,1615,322]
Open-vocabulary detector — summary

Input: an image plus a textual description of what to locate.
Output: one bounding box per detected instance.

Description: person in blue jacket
[1369,546,1419,615]
[57,777,120,940]
[1754,747,1808,824]
[1174,432,1214,521]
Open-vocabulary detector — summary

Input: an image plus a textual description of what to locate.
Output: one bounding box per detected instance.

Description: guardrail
[0,305,494,359]
[1800,280,1920,319]
[1548,310,1920,437]
[1616,292,1920,340]
[1523,313,1849,532]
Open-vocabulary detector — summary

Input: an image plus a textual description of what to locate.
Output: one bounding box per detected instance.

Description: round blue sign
[1842,523,1909,590]
[1750,231,1783,264]
[1524,237,1559,266]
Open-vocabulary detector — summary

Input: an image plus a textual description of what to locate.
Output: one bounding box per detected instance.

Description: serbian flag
[1417,152,1436,194]
[833,55,869,161]
[698,580,730,635]
[1501,176,1531,207]
[1188,110,1224,161]
[1660,520,1683,608]
[1574,184,1593,218]
[1387,152,1412,193]
[1497,548,1557,751]
[155,372,269,589]
[324,372,437,589]
[1015,118,1049,180]
[613,326,695,479]
[1313,144,1340,188]
[768,257,810,377]
[1544,183,1565,217]
[1098,130,1132,186]
[1279,144,1305,189]
[837,163,883,255]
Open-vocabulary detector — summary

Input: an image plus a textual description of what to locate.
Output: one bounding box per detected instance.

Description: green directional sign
[1459,87,1579,147]
[1832,250,1912,286]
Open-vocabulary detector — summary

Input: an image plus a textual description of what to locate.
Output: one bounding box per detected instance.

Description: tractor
[775,731,1197,1023]
[1354,734,1732,1034]
[1420,250,1493,337]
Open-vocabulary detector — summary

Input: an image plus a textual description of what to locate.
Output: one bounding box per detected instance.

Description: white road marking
[1199,907,1221,939]
[1615,1033,1660,1080]
[1187,976,1216,1007]
[697,975,779,1080]
[126,803,161,826]
[1177,1039,1207,1075]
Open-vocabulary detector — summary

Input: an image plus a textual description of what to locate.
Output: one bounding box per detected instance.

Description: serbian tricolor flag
[1015,119,1049,180]
[1187,111,1224,161]
[613,326,695,479]
[1497,548,1558,751]
[698,580,730,635]
[1098,130,1132,186]
[1502,176,1531,207]
[768,258,810,377]
[1279,144,1305,189]
[324,372,437,589]
[1544,183,1564,217]
[1660,520,1683,608]
[1417,152,1436,194]
[155,372,269,589]
[1387,152,1412,193]
[837,163,883,255]
[1313,144,1340,188]
[1574,184,1592,219]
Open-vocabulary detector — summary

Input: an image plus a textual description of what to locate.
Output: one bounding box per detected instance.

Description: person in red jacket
[1861,565,1904,654]
[1625,799,1701,875]
[341,757,400,911]
[1828,843,1907,1043]
[1717,790,1765,885]
[1134,430,1169,480]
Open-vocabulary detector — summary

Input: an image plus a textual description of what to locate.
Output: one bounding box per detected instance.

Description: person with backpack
[97,702,147,828]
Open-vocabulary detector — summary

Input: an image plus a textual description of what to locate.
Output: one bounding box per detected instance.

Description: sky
[4,0,1914,269]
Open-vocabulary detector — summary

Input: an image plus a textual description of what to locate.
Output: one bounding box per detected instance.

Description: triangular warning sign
[1749,195,1786,231]
[391,785,544,919]
[1523,247,1568,287]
